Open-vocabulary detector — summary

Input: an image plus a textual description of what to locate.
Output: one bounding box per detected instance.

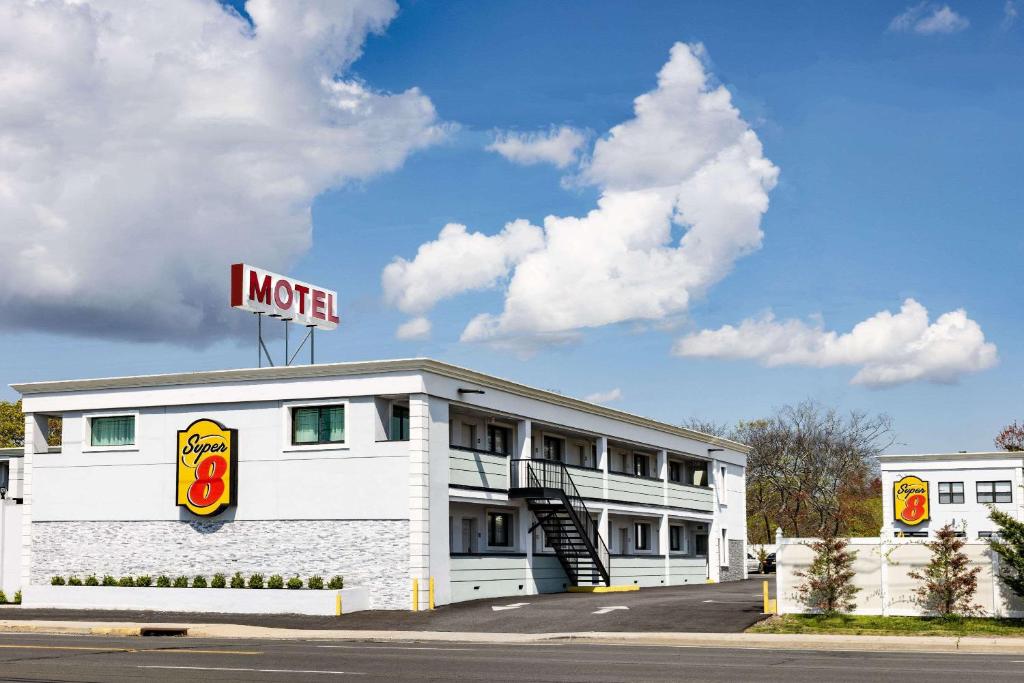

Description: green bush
[248,573,264,589]
[328,575,344,590]
[102,575,117,587]
[135,575,152,587]
[267,574,284,590]
[287,576,303,590]
[50,576,66,586]
[307,575,324,590]
[85,575,99,586]
[67,576,83,586]
[230,572,245,589]
[172,576,188,588]
[13,591,20,604]
[118,576,134,588]
[211,573,226,589]
[0,591,7,604]
[156,575,171,588]
[192,576,208,588]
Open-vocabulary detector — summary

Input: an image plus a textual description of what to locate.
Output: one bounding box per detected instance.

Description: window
[634,522,651,551]
[0,461,8,493]
[979,531,995,539]
[978,481,1012,504]
[633,454,650,478]
[695,534,708,556]
[390,404,409,441]
[576,444,586,467]
[543,436,563,462]
[938,482,964,504]
[719,466,728,504]
[669,462,682,483]
[90,415,135,447]
[721,529,729,566]
[488,511,513,547]
[669,525,682,552]
[292,405,345,445]
[487,425,510,455]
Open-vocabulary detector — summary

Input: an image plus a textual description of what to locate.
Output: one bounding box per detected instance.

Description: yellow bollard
[412,578,419,612]
[762,580,777,614]
[429,576,435,610]
[336,592,343,616]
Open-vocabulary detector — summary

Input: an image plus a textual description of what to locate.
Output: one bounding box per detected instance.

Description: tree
[909,523,980,618]
[0,400,61,448]
[794,532,860,614]
[988,507,1024,599]
[995,421,1024,452]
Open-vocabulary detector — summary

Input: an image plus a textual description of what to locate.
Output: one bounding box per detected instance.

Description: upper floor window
[0,461,8,492]
[487,425,511,455]
[90,415,135,447]
[390,404,410,441]
[633,453,650,478]
[938,482,964,504]
[292,405,344,446]
[669,461,682,483]
[977,480,1012,504]
[543,436,563,462]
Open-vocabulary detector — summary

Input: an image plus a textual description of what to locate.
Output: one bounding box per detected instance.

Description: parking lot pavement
[1,576,774,634]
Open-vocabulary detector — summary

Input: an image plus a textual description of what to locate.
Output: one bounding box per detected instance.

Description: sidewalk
[4,618,1024,654]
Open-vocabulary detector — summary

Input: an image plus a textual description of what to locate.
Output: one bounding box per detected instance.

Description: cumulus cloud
[1003,1,1019,30]
[0,0,445,344]
[889,3,970,34]
[584,388,622,404]
[486,126,587,168]
[395,316,431,341]
[385,43,778,347]
[673,299,997,387]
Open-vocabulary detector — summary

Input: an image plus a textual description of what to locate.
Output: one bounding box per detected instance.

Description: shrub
[910,523,981,618]
[287,576,303,590]
[248,573,264,589]
[50,576,66,586]
[230,572,245,589]
[13,591,20,604]
[211,573,226,589]
[67,576,83,586]
[173,576,189,588]
[267,575,284,590]
[102,575,117,587]
[85,575,99,586]
[192,576,208,588]
[135,575,152,587]
[118,576,134,588]
[156,575,171,588]
[307,575,324,590]
[0,591,7,604]
[328,575,344,590]
[794,533,859,615]
[989,507,1024,599]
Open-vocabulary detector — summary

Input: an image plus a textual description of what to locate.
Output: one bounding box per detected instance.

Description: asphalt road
[0,632,1022,682]
[2,577,773,633]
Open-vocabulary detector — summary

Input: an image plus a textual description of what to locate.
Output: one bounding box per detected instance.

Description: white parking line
[140,665,364,676]
[492,602,530,611]
[593,606,629,615]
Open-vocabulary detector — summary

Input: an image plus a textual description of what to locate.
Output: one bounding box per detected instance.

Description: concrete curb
[2,620,1024,654]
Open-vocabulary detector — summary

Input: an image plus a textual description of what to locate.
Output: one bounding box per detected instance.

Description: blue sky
[1,0,1020,453]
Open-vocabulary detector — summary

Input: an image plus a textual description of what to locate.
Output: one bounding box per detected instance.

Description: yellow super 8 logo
[893,475,929,526]
[176,419,237,516]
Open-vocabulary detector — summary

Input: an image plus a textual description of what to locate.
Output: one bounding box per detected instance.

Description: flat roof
[11,358,750,453]
[878,451,1021,462]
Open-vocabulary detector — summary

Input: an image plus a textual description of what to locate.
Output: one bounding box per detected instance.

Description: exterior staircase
[509,458,610,587]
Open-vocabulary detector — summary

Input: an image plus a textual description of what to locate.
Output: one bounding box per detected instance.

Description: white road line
[593,605,629,615]
[491,602,530,611]
[139,665,364,676]
[317,645,476,651]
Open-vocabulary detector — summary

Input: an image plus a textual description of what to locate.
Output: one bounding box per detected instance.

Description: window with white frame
[488,511,513,547]
[977,481,1012,504]
[291,405,345,445]
[938,482,964,504]
[634,522,651,551]
[89,415,135,448]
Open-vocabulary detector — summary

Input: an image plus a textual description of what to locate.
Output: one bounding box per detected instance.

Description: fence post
[774,527,784,613]
[992,548,1002,617]
[879,532,889,617]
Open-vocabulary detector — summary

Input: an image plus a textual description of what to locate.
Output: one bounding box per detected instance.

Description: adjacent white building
[11,358,749,610]
[880,451,1024,539]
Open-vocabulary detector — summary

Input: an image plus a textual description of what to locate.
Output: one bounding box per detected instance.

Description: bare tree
[995,421,1024,452]
[680,417,734,440]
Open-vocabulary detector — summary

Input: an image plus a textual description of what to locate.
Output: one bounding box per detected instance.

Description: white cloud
[584,388,622,404]
[486,126,586,169]
[889,3,970,34]
[386,43,779,347]
[395,316,431,341]
[1003,1,1019,30]
[672,299,997,387]
[0,0,445,344]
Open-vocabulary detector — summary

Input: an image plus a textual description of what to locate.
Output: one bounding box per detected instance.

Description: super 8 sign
[893,475,929,526]
[176,419,238,517]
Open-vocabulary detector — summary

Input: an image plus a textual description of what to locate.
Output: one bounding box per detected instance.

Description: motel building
[880,451,1024,540]
[7,358,749,611]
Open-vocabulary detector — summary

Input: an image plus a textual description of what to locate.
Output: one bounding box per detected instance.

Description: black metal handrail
[510,458,610,584]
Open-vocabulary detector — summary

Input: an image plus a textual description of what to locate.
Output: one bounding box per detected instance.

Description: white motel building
[880,451,1024,539]
[8,358,749,610]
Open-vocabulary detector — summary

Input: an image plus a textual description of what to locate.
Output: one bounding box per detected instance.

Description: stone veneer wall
[31,520,408,609]
[719,539,746,582]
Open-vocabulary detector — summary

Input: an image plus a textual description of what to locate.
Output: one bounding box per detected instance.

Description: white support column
[774,527,784,611]
[660,513,670,586]
[21,413,49,591]
[517,419,532,461]
[597,436,610,552]
[657,450,669,585]
[408,394,431,611]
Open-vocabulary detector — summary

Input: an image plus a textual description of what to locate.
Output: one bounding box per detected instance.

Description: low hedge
[45,574,344,589]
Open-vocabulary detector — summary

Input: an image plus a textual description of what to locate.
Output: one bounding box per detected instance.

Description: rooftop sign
[230,263,339,331]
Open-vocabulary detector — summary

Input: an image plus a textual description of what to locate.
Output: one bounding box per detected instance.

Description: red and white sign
[230,263,339,330]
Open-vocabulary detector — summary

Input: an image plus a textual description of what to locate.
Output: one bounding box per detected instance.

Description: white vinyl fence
[776,531,1024,617]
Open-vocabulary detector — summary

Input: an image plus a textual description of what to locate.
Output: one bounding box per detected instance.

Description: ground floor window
[669,525,683,552]
[634,522,651,551]
[488,511,513,547]
[695,533,708,557]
